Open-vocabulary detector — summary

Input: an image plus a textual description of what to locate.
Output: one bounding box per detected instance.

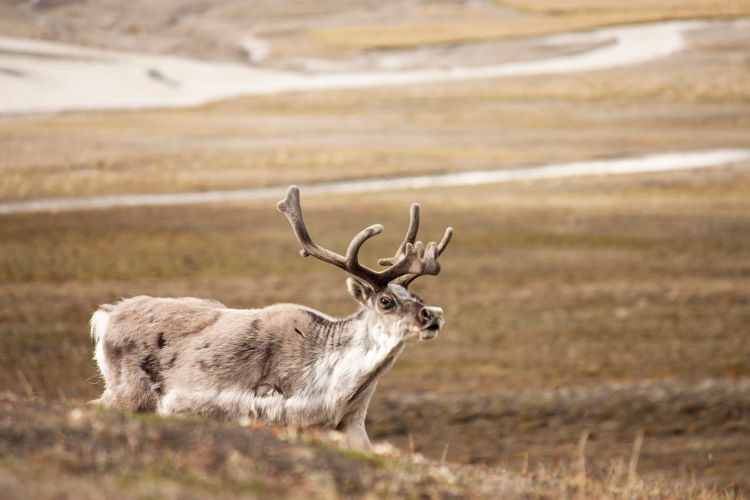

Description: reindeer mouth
[419,321,442,341]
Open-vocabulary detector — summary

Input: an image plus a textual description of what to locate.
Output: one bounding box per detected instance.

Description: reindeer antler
[277,185,452,290]
[385,217,453,288]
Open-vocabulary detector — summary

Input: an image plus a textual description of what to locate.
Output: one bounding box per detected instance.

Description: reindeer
[90,185,452,450]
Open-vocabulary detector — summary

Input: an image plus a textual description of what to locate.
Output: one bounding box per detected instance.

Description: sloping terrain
[0,393,732,499]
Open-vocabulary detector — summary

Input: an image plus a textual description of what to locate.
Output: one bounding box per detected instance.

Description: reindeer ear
[347,278,374,305]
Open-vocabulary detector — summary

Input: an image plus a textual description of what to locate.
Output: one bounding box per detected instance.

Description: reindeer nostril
[420,308,432,321]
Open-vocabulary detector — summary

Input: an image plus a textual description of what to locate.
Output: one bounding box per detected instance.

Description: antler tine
[277,185,332,259]
[374,200,453,288]
[277,185,383,284]
[436,226,454,254]
[377,203,420,267]
[393,226,454,288]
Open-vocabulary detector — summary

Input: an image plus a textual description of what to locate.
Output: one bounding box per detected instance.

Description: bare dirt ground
[2,1,750,498]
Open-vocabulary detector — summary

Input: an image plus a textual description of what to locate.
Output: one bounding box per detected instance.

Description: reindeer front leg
[336,382,379,452]
[340,418,373,451]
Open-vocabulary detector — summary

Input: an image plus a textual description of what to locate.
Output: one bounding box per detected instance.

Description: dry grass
[2,167,750,491]
[0,394,739,499]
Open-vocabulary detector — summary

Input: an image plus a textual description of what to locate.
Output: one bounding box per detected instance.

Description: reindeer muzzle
[419,306,444,340]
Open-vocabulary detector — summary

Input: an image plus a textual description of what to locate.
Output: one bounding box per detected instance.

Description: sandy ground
[0,19,744,114]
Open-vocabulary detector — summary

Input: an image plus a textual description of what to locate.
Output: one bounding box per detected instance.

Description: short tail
[90,304,115,386]
[90,304,114,342]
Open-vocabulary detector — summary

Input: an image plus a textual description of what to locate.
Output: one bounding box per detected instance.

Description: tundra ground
[2,168,750,495]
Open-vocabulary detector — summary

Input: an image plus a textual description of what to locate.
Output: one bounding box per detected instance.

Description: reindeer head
[277,186,452,342]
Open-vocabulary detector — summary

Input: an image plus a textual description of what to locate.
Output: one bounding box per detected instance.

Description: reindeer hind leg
[90,311,159,411]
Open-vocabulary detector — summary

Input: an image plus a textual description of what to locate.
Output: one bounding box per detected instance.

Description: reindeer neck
[303,307,403,368]
[300,307,398,352]
[337,308,406,411]
[296,308,359,349]
[301,307,403,414]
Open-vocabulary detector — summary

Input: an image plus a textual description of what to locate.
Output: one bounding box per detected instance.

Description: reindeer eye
[379,297,394,309]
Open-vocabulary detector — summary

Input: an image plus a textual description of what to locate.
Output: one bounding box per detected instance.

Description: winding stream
[2,149,747,214]
[2,19,747,213]
[0,20,720,114]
